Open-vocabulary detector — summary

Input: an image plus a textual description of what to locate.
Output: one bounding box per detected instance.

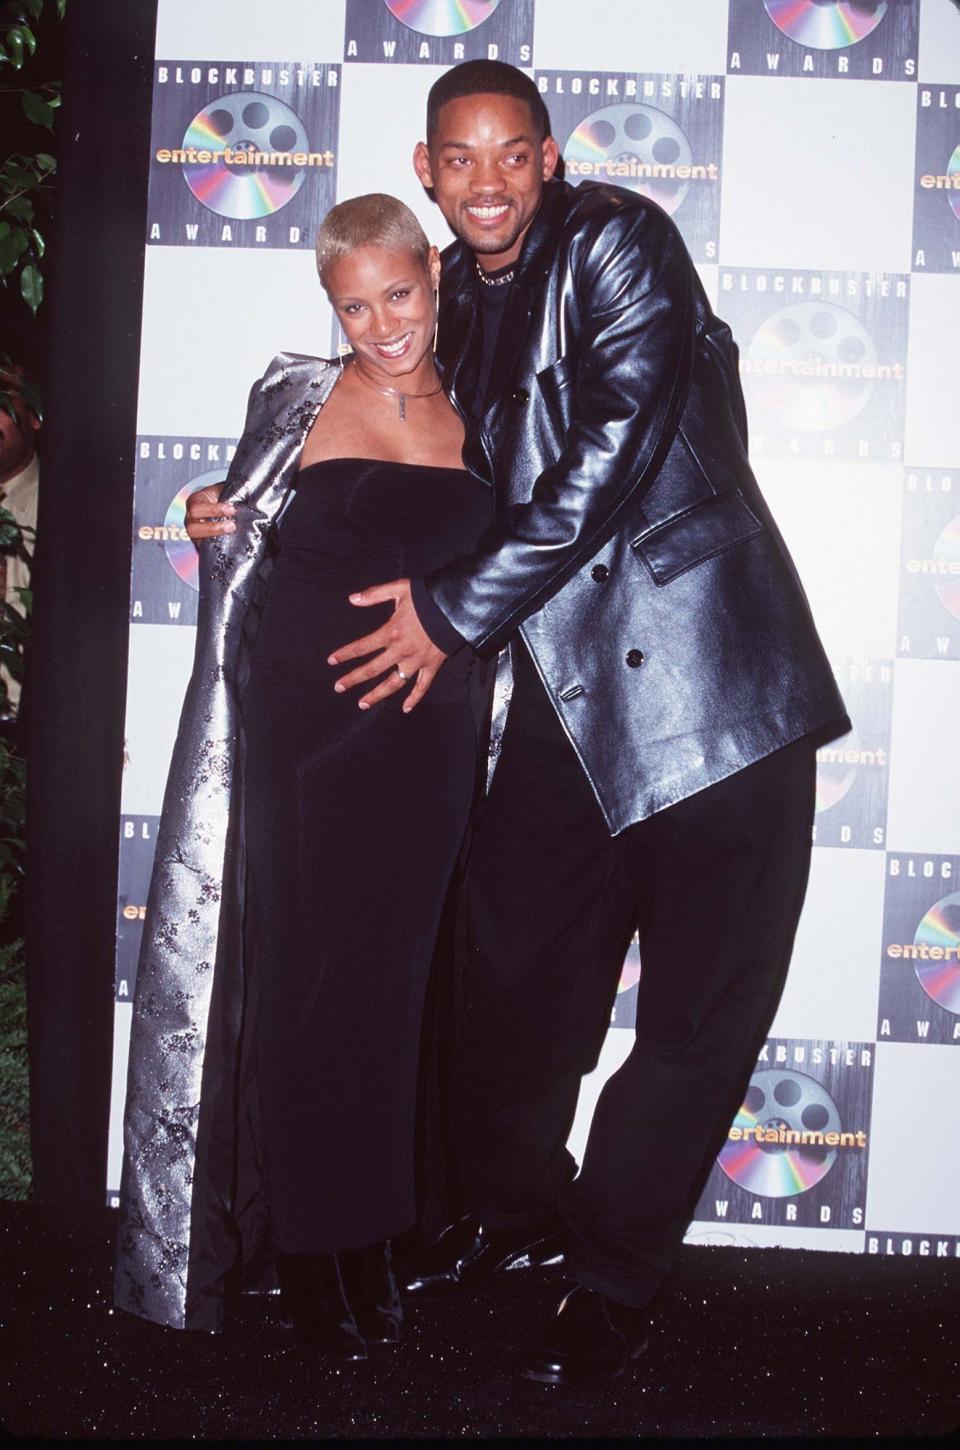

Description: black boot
[338,1239,403,1345]
[275,1252,367,1361]
[403,1211,567,1299]
[520,1285,649,1385]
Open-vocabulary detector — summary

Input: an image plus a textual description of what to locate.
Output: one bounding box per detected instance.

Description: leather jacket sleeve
[426,205,697,656]
[410,574,467,655]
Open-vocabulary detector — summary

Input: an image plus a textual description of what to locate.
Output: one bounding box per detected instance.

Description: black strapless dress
[241,458,491,1254]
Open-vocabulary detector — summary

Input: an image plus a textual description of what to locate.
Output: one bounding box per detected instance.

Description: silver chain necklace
[476,262,515,288]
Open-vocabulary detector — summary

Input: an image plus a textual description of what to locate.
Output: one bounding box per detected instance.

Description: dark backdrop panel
[25,0,158,1203]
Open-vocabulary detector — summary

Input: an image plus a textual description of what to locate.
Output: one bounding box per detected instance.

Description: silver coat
[114,354,340,1331]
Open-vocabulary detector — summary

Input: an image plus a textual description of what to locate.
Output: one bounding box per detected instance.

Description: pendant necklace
[349,357,443,423]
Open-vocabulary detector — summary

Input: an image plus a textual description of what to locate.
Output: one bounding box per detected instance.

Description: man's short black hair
[426,60,551,145]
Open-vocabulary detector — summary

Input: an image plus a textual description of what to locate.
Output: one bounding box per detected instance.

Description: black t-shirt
[472,260,515,419]
[411,260,515,655]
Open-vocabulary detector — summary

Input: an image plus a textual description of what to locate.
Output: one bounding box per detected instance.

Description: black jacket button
[512,387,530,404]
[591,563,609,583]
[625,649,645,668]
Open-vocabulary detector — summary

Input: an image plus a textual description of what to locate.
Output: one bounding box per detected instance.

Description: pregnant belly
[251,556,396,682]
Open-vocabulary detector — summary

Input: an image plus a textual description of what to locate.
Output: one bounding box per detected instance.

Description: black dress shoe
[403,1211,566,1299]
[338,1239,403,1345]
[275,1252,367,1361]
[520,1285,648,1386]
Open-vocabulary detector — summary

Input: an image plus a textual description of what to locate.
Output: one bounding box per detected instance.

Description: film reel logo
[745,301,879,433]
[912,891,960,1016]
[382,0,502,37]
[764,0,888,50]
[563,103,695,215]
[719,1068,846,1198]
[162,472,228,590]
[180,92,311,220]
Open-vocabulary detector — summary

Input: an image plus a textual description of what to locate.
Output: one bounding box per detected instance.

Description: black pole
[25,0,157,1203]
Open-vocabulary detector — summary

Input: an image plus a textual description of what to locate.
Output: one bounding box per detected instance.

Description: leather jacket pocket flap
[632,491,764,585]
[535,354,574,429]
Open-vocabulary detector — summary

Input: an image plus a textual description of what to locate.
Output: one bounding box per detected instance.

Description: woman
[115,195,491,1360]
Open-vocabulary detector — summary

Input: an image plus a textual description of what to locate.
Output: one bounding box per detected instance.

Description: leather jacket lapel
[479,182,568,416]
[438,253,481,423]
[438,250,491,481]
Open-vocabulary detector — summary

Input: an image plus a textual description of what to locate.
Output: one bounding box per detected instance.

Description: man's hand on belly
[328,578,448,712]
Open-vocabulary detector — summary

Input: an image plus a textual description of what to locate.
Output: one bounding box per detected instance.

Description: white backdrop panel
[770,849,887,1045]
[903,274,960,467]
[886,659,960,855]
[136,247,331,439]
[759,462,903,664]
[865,1043,960,1235]
[154,0,347,62]
[694,260,718,309]
[718,76,917,275]
[918,0,960,82]
[106,1005,132,1204]
[566,1029,632,1168]
[337,64,455,248]
[120,623,196,818]
[532,0,729,76]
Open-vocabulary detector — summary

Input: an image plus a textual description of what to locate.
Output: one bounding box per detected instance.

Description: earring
[433,283,439,354]
[337,337,352,373]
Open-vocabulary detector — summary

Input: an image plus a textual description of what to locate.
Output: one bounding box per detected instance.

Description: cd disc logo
[383,0,502,37]
[719,1069,841,1197]
[746,301,877,433]
[564,103,692,215]
[164,472,227,589]
[932,515,960,620]
[815,722,862,814]
[948,145,960,224]
[913,891,960,1015]
[181,93,309,219]
[764,0,887,50]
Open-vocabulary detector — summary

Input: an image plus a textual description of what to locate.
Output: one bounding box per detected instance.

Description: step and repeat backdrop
[107,0,960,1262]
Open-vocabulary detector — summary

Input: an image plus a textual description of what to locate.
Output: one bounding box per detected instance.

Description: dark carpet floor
[1,1203,958,1442]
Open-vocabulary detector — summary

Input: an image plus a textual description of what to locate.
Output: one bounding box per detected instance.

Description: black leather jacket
[426,179,847,833]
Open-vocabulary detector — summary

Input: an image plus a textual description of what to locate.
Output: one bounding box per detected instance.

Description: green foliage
[0,357,41,421]
[0,0,61,316]
[0,939,31,1199]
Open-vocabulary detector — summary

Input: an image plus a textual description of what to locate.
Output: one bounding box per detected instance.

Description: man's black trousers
[451,639,817,1309]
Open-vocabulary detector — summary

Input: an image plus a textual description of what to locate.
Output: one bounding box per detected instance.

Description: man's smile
[464,202,512,223]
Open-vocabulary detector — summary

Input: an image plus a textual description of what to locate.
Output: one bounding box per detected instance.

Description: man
[188,61,847,1385]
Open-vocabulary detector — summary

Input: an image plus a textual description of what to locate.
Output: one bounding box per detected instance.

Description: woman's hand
[328,579,448,713]
[185,483,235,541]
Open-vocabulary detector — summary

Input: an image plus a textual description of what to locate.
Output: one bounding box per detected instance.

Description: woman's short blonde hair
[315,193,431,286]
